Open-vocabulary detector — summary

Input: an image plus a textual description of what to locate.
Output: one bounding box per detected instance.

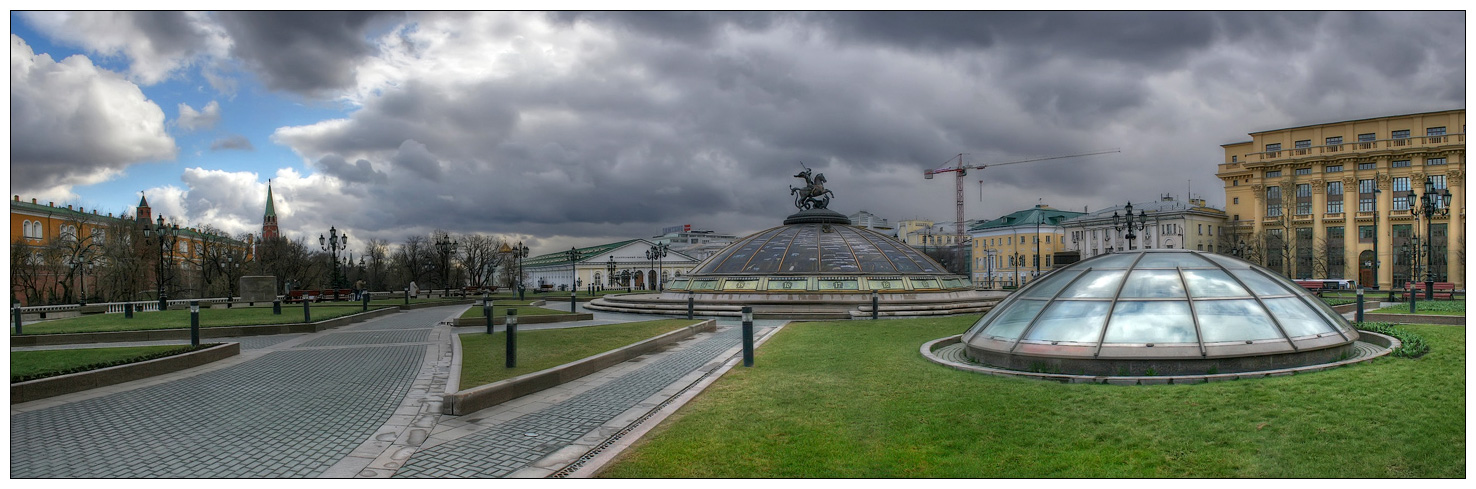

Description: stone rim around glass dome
[957,249,1357,375]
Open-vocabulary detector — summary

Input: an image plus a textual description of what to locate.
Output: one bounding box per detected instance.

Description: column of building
[1341,175,1359,283]
[1309,177,1326,277]
[1375,169,1393,289]
[1445,168,1464,287]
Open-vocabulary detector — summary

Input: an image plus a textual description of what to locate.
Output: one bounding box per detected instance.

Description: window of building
[1326,136,1343,145]
[1046,236,1050,244]
[1233,214,1240,221]
[1265,143,1281,152]
[1358,133,1376,142]
[1198,224,1203,235]
[1358,179,1376,212]
[1266,229,1284,270]
[1209,225,1214,236]
[1232,179,1239,186]
[1294,140,1311,149]
[1326,180,1343,213]
[1294,167,1311,175]
[1392,224,1414,287]
[1358,162,1376,170]
[1430,223,1448,281]
[1295,183,1312,215]
[1326,226,1345,279]
[1032,255,1039,267]
[1392,177,1411,211]
[22,220,32,239]
[1427,126,1446,136]
[1427,157,1447,166]
[1392,129,1410,139]
[1392,159,1410,168]
[1295,227,1314,279]
[1430,174,1448,207]
[1265,186,1282,217]
[1233,197,1239,205]
[1325,165,1343,173]
[1358,225,1375,243]
[1265,170,1281,178]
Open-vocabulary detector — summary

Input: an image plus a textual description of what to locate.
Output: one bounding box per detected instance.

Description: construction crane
[923,149,1120,262]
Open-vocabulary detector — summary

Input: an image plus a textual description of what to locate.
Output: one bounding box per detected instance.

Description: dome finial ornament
[789,162,834,210]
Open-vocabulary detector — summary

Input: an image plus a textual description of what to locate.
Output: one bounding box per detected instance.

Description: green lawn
[601,317,1465,478]
[458,305,576,320]
[1373,300,1466,316]
[457,319,700,391]
[12,305,384,335]
[367,297,470,306]
[11,345,197,381]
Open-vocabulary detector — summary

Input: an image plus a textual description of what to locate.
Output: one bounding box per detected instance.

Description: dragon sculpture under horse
[789,165,835,210]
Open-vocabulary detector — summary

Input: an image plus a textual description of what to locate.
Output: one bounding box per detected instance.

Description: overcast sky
[7,11,1466,256]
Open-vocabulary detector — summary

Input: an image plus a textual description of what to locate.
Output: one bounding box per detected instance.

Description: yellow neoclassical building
[1218,109,1464,289]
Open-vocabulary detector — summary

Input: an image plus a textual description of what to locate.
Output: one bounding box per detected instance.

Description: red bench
[1403,282,1458,300]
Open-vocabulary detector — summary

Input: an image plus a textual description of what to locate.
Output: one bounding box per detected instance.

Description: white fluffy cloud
[177,100,221,131]
[20,11,230,85]
[10,34,177,196]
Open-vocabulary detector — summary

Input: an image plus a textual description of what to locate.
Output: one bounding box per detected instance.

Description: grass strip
[1371,300,1465,316]
[11,344,215,382]
[13,305,382,335]
[457,319,699,391]
[601,318,1464,478]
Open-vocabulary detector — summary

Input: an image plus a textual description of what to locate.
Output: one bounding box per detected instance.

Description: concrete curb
[1360,313,1466,325]
[449,313,594,327]
[11,342,241,403]
[441,319,718,416]
[9,307,401,347]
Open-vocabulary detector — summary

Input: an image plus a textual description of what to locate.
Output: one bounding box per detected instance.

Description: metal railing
[18,297,241,315]
[1223,133,1464,168]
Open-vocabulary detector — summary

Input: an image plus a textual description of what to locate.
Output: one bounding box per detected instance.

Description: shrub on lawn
[1356,322,1430,358]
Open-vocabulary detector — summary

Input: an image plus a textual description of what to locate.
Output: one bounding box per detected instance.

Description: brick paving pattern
[297,329,431,348]
[393,328,739,478]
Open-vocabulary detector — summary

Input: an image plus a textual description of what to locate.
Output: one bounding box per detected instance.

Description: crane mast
[923,149,1119,270]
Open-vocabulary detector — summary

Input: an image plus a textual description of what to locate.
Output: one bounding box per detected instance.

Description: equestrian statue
[789,163,835,210]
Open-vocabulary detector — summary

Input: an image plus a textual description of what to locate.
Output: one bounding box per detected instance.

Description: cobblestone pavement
[393,327,742,478]
[9,307,458,478]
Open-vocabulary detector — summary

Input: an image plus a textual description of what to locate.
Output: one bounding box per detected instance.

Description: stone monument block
[240,276,278,302]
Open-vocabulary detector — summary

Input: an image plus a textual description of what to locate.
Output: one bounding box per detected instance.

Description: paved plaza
[10,305,775,478]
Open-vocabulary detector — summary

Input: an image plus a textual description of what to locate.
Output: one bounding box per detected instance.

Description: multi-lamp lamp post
[320,226,348,300]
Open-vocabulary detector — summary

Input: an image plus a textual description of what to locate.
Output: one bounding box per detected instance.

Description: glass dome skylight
[960,250,1358,376]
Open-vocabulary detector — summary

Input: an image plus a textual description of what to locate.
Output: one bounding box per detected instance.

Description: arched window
[21,221,31,239]
[594,272,602,285]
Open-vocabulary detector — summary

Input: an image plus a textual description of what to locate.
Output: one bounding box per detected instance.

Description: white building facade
[522,239,701,292]
[1061,196,1229,260]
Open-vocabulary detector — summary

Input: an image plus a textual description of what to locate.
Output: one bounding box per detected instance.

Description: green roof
[522,239,644,267]
[264,184,277,217]
[969,206,1086,232]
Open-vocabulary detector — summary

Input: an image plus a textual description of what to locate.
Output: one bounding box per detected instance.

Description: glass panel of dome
[746,226,802,273]
[710,231,773,274]
[1080,253,1140,268]
[1181,269,1251,298]
[839,229,896,273]
[777,226,821,273]
[1262,298,1336,337]
[1023,301,1111,343]
[1021,270,1083,298]
[817,229,862,274]
[1201,253,1252,269]
[1103,301,1197,343]
[1118,270,1186,298]
[864,234,929,273]
[1229,269,1296,296]
[1194,299,1283,342]
[1134,252,1213,269]
[979,300,1048,339]
[1058,270,1127,298]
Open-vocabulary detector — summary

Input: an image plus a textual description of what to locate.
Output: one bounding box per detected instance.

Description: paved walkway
[10,304,778,478]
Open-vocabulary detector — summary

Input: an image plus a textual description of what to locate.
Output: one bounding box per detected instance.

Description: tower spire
[261,180,280,240]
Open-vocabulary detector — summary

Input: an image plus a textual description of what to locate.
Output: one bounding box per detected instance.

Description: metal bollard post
[12,305,22,336]
[304,299,312,323]
[484,294,493,335]
[404,286,410,305]
[505,309,518,368]
[190,300,200,347]
[570,291,577,313]
[362,292,370,312]
[687,295,694,320]
[125,302,134,319]
[871,290,879,320]
[741,306,754,367]
[1355,286,1364,323]
[1409,281,1417,314]
[273,300,281,315]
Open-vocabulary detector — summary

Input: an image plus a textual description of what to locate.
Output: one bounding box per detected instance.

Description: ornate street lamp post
[1112,201,1147,251]
[646,243,669,291]
[563,246,584,292]
[320,226,349,300]
[432,234,457,298]
[142,215,180,311]
[1406,177,1451,300]
[606,255,618,288]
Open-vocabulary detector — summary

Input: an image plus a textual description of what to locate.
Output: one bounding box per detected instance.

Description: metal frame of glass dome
[960,249,1359,376]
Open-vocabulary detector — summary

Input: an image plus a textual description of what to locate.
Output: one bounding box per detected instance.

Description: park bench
[1294,280,1326,291]
[1402,282,1458,300]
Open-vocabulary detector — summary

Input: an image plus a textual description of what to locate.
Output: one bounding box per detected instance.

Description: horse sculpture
[789,167,834,210]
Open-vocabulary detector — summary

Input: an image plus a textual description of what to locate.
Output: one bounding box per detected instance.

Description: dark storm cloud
[547,11,778,45]
[316,155,387,184]
[215,11,403,95]
[209,135,254,151]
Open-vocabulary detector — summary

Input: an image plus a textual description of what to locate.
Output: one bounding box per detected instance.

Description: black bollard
[484,295,493,335]
[687,295,694,320]
[125,302,134,319]
[742,306,754,367]
[1426,279,1435,301]
[505,309,518,368]
[362,292,370,312]
[273,300,281,315]
[570,291,577,313]
[1356,286,1365,323]
[304,299,312,323]
[12,305,22,336]
[871,290,879,320]
[189,300,200,347]
[518,285,525,301]
[404,286,410,305]
[1409,281,1417,314]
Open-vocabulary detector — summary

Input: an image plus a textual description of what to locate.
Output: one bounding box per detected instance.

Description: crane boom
[921,148,1120,274]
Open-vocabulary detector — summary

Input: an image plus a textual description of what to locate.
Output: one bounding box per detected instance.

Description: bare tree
[363,238,390,292]
[458,233,505,289]
[390,234,432,291]
[255,236,318,292]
